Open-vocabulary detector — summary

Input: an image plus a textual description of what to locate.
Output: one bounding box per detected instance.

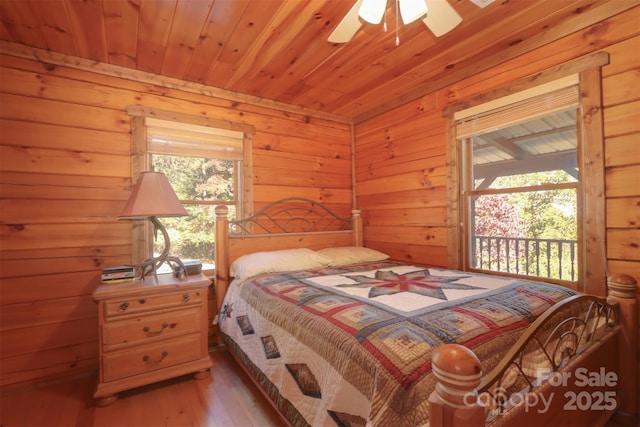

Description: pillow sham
[317,246,390,267]
[230,248,333,280]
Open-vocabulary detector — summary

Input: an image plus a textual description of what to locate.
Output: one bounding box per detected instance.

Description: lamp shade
[119,172,188,219]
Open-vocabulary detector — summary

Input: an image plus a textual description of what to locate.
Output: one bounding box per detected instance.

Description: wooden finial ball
[214,205,229,217]
[607,273,638,299]
[432,344,483,390]
[608,273,637,286]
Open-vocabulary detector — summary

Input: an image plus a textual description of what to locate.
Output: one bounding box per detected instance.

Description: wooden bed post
[428,344,485,427]
[352,209,363,246]
[214,206,230,331]
[607,273,639,426]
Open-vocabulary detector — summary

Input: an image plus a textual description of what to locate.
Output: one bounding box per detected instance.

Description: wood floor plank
[0,348,631,427]
[0,350,284,427]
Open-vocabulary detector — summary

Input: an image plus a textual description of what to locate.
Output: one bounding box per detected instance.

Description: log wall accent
[0,54,352,390]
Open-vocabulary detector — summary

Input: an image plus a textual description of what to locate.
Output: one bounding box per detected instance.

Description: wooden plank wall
[355,7,640,286]
[0,57,352,390]
[0,5,637,394]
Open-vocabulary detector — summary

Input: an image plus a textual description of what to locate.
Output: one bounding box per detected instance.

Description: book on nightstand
[101,266,135,284]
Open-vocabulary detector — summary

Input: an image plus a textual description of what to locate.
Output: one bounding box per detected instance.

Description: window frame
[457,82,580,285]
[444,53,608,295]
[127,106,255,275]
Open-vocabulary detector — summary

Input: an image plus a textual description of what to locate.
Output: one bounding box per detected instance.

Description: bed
[213,198,638,427]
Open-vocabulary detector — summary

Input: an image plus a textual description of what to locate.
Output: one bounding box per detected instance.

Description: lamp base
[129,216,188,281]
[132,255,187,281]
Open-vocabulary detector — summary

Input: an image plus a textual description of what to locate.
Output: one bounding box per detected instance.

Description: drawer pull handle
[119,302,129,312]
[143,323,169,336]
[182,293,190,302]
[143,351,168,365]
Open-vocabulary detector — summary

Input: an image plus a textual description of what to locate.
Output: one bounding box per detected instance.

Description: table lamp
[119,171,188,279]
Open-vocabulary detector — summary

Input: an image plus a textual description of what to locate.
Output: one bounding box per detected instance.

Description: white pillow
[230,248,332,280]
[317,246,389,267]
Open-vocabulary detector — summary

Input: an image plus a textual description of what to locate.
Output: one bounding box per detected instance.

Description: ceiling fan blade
[422,0,462,37]
[470,0,496,8]
[328,0,365,43]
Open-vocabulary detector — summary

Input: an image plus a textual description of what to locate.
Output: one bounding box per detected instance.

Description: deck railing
[472,236,577,281]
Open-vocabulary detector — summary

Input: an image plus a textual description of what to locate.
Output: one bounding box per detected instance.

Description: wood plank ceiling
[0,0,632,123]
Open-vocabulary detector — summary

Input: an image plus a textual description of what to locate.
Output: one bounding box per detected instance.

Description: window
[445,59,608,294]
[456,81,579,284]
[128,108,254,274]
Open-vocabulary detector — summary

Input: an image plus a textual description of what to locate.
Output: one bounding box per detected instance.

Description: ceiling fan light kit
[329,0,484,44]
[359,0,428,25]
[359,0,386,24]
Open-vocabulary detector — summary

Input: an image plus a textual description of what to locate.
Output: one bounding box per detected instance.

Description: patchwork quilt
[217,261,576,427]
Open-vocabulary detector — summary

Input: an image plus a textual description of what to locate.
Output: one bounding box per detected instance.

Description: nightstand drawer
[102,334,201,382]
[104,290,202,318]
[102,309,199,349]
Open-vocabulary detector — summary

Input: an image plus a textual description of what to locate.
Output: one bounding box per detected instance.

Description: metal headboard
[229,197,352,235]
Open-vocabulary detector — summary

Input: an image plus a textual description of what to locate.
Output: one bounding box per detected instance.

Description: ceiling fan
[328,0,494,43]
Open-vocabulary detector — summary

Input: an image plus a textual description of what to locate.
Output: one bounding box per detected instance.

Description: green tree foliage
[473,170,577,281]
[501,171,576,241]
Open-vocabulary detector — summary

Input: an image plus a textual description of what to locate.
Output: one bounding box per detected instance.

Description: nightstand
[92,273,213,406]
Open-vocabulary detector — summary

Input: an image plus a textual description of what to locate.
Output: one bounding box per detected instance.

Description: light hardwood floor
[1,350,630,427]
[0,349,285,427]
